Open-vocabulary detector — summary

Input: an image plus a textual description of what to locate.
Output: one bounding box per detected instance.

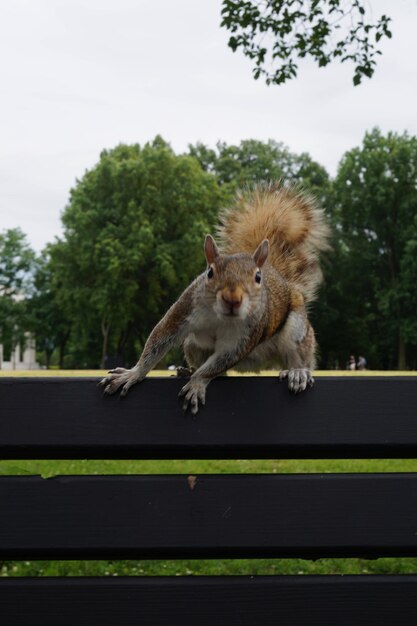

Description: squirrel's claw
[100,367,142,396]
[280,369,314,393]
[179,379,207,415]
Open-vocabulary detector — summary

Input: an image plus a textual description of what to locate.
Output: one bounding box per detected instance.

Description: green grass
[2,457,417,578]
[2,457,417,477]
[3,556,417,578]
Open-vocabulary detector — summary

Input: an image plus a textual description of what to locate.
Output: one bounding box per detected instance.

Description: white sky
[1,0,416,251]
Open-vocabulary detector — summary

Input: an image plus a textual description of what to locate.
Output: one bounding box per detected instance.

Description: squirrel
[100,182,330,414]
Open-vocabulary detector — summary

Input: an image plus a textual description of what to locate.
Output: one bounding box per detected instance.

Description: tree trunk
[45,349,52,369]
[101,320,110,369]
[58,342,65,369]
[58,331,70,369]
[398,333,407,370]
[117,324,132,361]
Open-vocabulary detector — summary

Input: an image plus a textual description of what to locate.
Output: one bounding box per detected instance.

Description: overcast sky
[1,0,417,251]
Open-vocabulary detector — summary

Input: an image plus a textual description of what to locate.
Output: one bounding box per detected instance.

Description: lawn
[1,371,417,578]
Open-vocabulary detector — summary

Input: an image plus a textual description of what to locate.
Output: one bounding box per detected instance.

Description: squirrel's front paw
[178,378,207,415]
[280,369,314,393]
[99,367,143,397]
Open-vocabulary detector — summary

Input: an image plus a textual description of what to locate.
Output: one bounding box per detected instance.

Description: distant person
[347,355,356,370]
[357,355,367,370]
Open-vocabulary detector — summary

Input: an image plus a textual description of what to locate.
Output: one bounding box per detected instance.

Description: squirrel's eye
[255,270,262,284]
[207,266,214,279]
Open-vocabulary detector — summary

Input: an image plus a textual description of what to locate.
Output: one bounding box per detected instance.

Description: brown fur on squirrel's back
[216,182,330,303]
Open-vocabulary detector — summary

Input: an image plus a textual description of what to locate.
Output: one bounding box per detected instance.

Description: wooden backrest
[1,376,417,625]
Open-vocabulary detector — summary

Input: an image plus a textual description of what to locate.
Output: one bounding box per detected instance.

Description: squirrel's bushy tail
[216,182,331,303]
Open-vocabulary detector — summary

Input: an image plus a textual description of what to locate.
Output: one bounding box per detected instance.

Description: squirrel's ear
[204,234,219,265]
[253,239,269,268]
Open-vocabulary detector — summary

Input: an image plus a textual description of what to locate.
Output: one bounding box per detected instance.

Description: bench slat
[2,473,417,560]
[0,377,416,459]
[1,576,417,626]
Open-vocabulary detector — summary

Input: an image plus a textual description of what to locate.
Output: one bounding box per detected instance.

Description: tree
[399,228,417,368]
[331,128,417,369]
[0,229,35,359]
[53,138,225,368]
[0,228,35,299]
[189,139,330,201]
[29,252,72,368]
[221,0,392,86]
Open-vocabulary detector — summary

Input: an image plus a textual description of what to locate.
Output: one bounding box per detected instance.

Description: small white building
[0,332,40,370]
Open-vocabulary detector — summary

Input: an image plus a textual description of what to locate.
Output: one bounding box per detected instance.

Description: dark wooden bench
[1,376,417,625]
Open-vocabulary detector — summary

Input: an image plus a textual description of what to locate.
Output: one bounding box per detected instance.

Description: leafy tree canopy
[0,228,35,298]
[0,228,36,356]
[7,133,415,372]
[51,137,225,367]
[189,138,330,200]
[221,0,392,86]
[331,128,417,368]
[29,252,72,368]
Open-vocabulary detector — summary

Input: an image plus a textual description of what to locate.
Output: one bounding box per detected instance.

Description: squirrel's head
[203,234,269,320]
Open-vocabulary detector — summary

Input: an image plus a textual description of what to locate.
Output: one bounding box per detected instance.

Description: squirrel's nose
[221,287,243,309]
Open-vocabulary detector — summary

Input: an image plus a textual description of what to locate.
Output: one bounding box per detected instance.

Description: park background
[1,0,417,578]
